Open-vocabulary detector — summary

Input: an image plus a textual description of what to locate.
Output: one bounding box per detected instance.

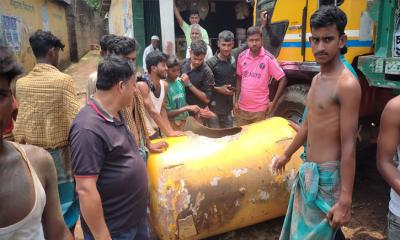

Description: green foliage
[84,0,101,10]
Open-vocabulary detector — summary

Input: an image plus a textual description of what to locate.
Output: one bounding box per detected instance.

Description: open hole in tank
[183,117,242,138]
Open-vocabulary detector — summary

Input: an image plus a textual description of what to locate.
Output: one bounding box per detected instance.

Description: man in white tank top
[138,51,184,139]
[0,46,72,239]
[377,95,400,240]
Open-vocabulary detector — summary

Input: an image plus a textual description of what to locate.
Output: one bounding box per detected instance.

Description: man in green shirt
[166,56,200,130]
[174,1,209,47]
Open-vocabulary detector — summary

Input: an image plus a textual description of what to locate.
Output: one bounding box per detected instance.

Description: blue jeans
[388,211,400,240]
[208,113,233,129]
[83,218,149,240]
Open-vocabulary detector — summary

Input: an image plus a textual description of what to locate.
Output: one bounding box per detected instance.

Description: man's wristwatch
[186,82,193,87]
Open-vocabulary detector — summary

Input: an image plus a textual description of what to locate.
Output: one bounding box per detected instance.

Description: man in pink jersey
[235,26,287,126]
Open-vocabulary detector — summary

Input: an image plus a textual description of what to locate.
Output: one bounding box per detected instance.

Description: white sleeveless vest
[0,142,47,239]
[144,80,165,136]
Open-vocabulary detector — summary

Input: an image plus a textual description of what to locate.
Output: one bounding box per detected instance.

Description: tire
[273,84,310,124]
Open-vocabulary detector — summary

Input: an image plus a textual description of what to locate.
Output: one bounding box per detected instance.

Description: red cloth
[3,97,18,135]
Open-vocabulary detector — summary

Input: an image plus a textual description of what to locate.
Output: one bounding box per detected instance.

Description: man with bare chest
[273,6,361,240]
[0,47,72,239]
[377,95,400,239]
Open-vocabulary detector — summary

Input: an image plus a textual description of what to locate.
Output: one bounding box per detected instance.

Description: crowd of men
[0,4,400,240]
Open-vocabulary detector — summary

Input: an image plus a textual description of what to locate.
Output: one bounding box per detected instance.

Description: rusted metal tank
[147,117,303,239]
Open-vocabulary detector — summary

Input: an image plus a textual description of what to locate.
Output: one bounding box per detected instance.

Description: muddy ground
[209,145,388,240]
[70,51,389,240]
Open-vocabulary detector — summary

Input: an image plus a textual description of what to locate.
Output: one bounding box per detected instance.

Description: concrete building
[0,0,105,71]
[102,0,175,71]
[0,0,71,70]
[101,0,253,69]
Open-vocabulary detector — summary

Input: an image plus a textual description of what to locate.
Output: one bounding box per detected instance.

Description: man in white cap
[143,35,160,73]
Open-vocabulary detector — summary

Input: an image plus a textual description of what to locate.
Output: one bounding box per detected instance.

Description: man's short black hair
[96,55,135,90]
[145,51,167,73]
[218,30,235,42]
[100,34,116,52]
[108,36,137,56]
[0,47,24,85]
[310,6,347,54]
[166,55,180,68]
[310,5,347,35]
[190,40,207,56]
[247,26,262,38]
[106,36,123,51]
[29,30,65,58]
[189,9,200,17]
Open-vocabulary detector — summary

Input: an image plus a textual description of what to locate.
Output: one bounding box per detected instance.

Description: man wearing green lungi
[273,6,361,240]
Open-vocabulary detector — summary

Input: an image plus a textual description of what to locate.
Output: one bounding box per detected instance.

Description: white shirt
[0,142,46,239]
[143,44,160,72]
[144,80,165,136]
[186,45,213,61]
[389,146,400,217]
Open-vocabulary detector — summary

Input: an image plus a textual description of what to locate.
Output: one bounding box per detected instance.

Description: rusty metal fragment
[178,215,197,239]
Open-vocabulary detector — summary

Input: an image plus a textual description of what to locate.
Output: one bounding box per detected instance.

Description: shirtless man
[0,47,72,239]
[377,96,400,239]
[272,6,361,239]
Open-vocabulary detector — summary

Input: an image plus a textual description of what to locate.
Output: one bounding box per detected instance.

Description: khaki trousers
[235,109,267,126]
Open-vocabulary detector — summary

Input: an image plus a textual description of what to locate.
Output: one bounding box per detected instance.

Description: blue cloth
[47,147,80,228]
[340,55,358,78]
[83,218,149,240]
[299,55,358,161]
[280,161,341,240]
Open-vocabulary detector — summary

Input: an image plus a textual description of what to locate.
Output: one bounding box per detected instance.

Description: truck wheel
[273,84,310,124]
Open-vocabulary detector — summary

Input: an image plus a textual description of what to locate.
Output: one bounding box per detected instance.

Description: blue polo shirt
[69,97,148,235]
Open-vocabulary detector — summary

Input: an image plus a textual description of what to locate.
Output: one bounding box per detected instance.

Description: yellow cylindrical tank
[148,117,303,240]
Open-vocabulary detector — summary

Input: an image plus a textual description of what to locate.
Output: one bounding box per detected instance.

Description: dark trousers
[208,113,233,129]
[83,218,149,240]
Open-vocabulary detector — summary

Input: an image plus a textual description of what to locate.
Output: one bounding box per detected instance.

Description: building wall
[74,1,104,59]
[159,0,174,54]
[67,0,106,61]
[108,0,133,38]
[0,0,70,70]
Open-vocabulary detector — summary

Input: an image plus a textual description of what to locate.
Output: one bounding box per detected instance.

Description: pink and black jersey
[237,47,285,112]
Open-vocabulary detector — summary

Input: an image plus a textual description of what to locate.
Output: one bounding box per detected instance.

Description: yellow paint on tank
[148,117,303,240]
